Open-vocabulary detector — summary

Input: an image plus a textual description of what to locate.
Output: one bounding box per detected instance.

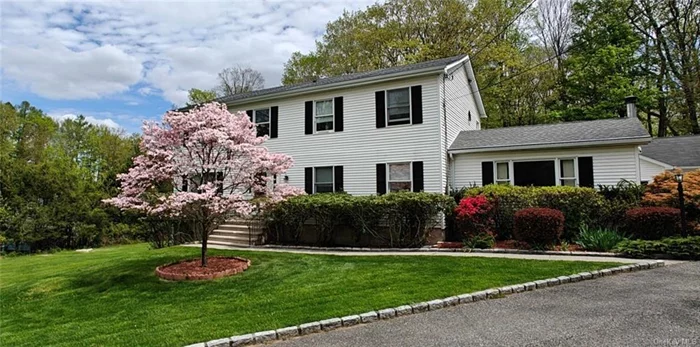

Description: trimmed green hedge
[614,236,700,260]
[264,192,455,247]
[462,185,605,240]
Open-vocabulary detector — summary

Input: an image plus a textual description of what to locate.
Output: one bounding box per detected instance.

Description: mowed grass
[0,244,621,346]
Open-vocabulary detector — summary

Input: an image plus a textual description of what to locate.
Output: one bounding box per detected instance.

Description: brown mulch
[155,256,250,281]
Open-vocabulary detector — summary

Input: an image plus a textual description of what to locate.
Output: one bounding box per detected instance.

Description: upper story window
[254,108,270,137]
[315,99,334,132]
[388,162,411,192]
[386,88,411,125]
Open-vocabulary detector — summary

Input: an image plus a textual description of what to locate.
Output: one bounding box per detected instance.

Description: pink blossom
[103,102,302,221]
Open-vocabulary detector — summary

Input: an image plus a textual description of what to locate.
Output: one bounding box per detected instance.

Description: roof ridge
[216,54,467,104]
[469,117,638,132]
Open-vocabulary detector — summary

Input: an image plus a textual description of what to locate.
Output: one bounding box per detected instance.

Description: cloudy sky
[1,0,375,133]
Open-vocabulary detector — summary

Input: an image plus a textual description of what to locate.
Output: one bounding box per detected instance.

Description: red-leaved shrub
[625,207,680,240]
[455,195,495,238]
[513,207,564,245]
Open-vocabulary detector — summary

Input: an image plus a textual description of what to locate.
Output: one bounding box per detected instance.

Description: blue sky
[1,0,374,134]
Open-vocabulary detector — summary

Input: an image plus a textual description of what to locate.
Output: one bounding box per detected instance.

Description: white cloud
[49,112,122,130]
[0,1,377,105]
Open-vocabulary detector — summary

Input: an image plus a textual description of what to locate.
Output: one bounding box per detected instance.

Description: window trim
[313,99,334,133]
[494,161,512,185]
[253,107,271,137]
[386,161,413,192]
[313,166,335,193]
[495,158,581,187]
[385,87,412,126]
[558,158,579,187]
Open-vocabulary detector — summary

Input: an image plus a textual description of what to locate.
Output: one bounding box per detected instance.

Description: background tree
[0,101,141,251]
[187,88,217,105]
[217,65,265,96]
[104,103,302,266]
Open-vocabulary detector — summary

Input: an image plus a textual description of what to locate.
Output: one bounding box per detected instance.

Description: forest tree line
[280,0,700,135]
[0,101,143,251]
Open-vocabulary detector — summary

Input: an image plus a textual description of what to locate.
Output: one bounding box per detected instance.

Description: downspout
[442,72,449,194]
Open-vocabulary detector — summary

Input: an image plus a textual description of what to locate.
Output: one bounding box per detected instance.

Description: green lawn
[0,244,621,346]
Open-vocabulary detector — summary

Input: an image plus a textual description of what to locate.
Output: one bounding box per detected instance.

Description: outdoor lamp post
[675,172,687,237]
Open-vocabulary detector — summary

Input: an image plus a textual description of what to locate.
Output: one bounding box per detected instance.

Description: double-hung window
[386,88,411,125]
[315,99,334,132]
[559,159,577,186]
[388,162,411,192]
[314,167,334,193]
[254,108,270,137]
[496,162,510,185]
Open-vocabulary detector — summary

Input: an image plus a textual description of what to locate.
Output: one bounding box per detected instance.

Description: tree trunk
[200,221,208,267]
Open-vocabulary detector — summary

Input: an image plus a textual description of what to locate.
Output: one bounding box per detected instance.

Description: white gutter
[223,66,446,107]
[448,136,652,154]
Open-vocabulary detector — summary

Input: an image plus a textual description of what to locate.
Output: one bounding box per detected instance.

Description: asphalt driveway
[273,262,699,347]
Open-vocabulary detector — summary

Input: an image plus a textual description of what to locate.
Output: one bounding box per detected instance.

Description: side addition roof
[640,135,700,168]
[449,117,651,153]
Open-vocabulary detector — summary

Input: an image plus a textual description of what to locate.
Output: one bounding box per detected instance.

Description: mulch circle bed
[155,256,251,281]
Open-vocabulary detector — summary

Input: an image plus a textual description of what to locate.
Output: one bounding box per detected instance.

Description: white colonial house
[209,55,668,247]
[217,55,653,196]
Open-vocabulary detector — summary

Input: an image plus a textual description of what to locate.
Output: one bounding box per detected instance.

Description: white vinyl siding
[441,61,483,192]
[227,75,443,196]
[639,156,671,183]
[452,145,642,188]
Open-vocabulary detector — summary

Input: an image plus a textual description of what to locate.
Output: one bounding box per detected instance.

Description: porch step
[208,218,265,247]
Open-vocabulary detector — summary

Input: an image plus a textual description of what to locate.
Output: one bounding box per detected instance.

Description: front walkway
[185,243,685,264]
[271,261,699,347]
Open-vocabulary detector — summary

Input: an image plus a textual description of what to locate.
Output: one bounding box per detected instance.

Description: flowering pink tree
[104,102,302,266]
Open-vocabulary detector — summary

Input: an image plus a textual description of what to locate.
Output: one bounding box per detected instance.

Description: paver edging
[257,244,626,258]
[193,260,665,347]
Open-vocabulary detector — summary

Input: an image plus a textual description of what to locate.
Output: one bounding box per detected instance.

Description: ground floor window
[388,162,412,192]
[490,158,582,187]
[314,166,334,193]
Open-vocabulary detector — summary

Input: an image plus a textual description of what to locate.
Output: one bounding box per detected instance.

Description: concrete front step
[216,224,250,232]
[211,229,263,236]
[208,240,252,247]
[209,235,258,244]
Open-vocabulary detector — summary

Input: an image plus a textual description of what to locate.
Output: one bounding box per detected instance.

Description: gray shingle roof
[216,55,466,104]
[449,117,651,152]
[640,135,700,167]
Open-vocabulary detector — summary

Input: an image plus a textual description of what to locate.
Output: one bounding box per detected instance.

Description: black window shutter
[334,166,344,192]
[376,163,387,195]
[305,101,313,135]
[181,175,188,192]
[411,85,423,124]
[304,167,313,194]
[216,172,224,195]
[270,106,278,138]
[412,161,424,192]
[578,157,594,188]
[375,91,386,128]
[481,162,494,185]
[334,97,344,132]
[246,110,253,122]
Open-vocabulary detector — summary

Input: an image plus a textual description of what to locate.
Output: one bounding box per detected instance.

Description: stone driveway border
[360,312,378,323]
[340,315,360,327]
[394,305,413,317]
[299,322,321,335]
[230,334,253,346]
[276,326,299,339]
[192,260,665,347]
[253,330,276,343]
[378,308,396,320]
[320,318,341,331]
